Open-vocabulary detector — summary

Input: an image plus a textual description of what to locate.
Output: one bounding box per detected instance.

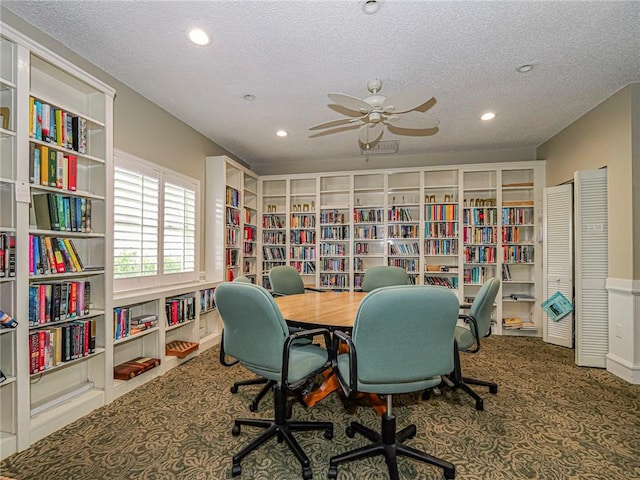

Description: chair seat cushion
[246,343,329,384]
[336,354,442,395]
[455,325,476,351]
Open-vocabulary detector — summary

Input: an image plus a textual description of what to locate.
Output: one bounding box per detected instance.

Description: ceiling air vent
[360,140,398,155]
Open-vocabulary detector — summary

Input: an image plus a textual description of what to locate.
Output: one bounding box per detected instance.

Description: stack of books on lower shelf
[113,356,161,381]
[503,317,523,329]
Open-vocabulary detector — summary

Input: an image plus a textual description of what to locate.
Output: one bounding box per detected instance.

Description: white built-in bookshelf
[258,163,544,336]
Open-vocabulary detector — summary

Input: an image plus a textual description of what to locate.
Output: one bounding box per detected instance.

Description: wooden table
[275,291,386,414]
[275,291,367,330]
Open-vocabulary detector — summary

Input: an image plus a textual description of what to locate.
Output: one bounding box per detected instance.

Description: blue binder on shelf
[542,291,573,322]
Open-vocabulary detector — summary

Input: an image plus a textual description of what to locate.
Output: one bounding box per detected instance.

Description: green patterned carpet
[2,336,640,480]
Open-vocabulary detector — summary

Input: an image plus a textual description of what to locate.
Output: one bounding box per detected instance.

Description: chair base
[328,414,455,480]
[429,375,497,411]
[231,384,333,479]
[230,377,276,412]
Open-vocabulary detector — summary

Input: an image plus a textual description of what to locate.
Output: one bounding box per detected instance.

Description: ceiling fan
[309,79,439,147]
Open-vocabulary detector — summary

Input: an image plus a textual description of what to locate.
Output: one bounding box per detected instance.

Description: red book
[69,282,77,318]
[67,154,77,191]
[38,330,46,371]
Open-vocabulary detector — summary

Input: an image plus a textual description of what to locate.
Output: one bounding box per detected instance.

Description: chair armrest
[457,313,482,353]
[332,329,358,397]
[218,331,240,367]
[282,327,333,390]
[303,287,325,293]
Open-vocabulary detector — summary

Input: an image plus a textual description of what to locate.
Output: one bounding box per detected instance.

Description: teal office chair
[328,285,459,480]
[268,265,323,295]
[361,265,409,292]
[219,275,275,412]
[214,282,333,479]
[444,277,500,411]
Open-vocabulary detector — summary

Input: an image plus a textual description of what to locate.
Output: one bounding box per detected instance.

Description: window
[113,150,199,291]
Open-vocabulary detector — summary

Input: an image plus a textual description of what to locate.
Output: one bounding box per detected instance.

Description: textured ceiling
[3,1,640,172]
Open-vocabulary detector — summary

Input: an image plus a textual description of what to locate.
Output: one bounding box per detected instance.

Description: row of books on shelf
[226,186,240,208]
[353,226,383,239]
[502,245,535,263]
[263,215,285,228]
[113,307,158,340]
[291,261,316,274]
[263,231,287,244]
[290,214,316,228]
[29,235,88,275]
[245,208,254,224]
[29,144,79,191]
[201,287,216,312]
[463,246,496,264]
[388,207,414,221]
[290,230,316,244]
[389,258,418,271]
[320,226,349,240]
[425,204,458,221]
[503,317,537,330]
[320,243,347,256]
[243,242,256,255]
[226,228,238,245]
[290,246,316,259]
[29,97,88,154]
[320,273,349,288]
[388,242,420,256]
[32,192,92,233]
[388,224,419,239]
[165,295,196,326]
[29,280,91,325]
[501,207,534,225]
[243,226,255,241]
[226,207,240,227]
[424,239,458,255]
[463,266,492,285]
[463,226,497,244]
[321,258,347,271]
[0,232,16,278]
[225,249,239,266]
[29,318,96,374]
[462,208,498,226]
[263,247,286,260]
[354,208,384,223]
[424,276,458,289]
[320,210,347,224]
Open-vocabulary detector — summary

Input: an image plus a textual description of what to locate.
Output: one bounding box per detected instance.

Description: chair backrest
[234,275,252,283]
[214,282,289,372]
[351,285,458,385]
[269,265,305,295]
[469,277,501,338]
[361,265,409,292]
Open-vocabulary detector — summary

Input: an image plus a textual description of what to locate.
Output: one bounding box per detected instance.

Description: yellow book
[39,145,49,186]
[63,238,82,272]
[29,97,35,137]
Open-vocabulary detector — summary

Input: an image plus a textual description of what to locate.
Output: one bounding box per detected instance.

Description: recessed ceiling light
[517,64,534,73]
[276,130,288,137]
[361,0,382,14]
[188,28,211,46]
[243,94,256,101]
[481,112,496,121]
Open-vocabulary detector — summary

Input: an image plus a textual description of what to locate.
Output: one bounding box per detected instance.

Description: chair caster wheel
[489,385,498,394]
[249,402,258,412]
[302,467,313,479]
[345,426,356,438]
[324,427,333,440]
[475,400,484,411]
[230,386,238,394]
[422,389,431,400]
[328,465,338,479]
[444,466,456,479]
[231,464,242,477]
[231,424,240,436]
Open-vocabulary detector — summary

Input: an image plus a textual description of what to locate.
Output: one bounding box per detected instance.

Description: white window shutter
[543,184,574,348]
[574,169,608,367]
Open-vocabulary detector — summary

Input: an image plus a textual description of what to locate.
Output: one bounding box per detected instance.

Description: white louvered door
[574,169,608,367]
[543,184,574,347]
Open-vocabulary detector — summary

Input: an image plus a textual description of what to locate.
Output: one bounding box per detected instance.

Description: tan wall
[538,85,637,279]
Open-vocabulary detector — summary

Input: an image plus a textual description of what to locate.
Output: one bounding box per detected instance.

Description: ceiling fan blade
[358,122,384,145]
[328,93,372,113]
[309,116,364,131]
[385,111,439,129]
[383,85,434,114]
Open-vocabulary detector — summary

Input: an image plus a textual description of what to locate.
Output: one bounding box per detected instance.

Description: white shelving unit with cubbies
[352,173,386,290]
[260,178,287,289]
[319,175,351,290]
[289,177,318,285]
[0,32,20,460]
[242,175,259,282]
[423,169,460,291]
